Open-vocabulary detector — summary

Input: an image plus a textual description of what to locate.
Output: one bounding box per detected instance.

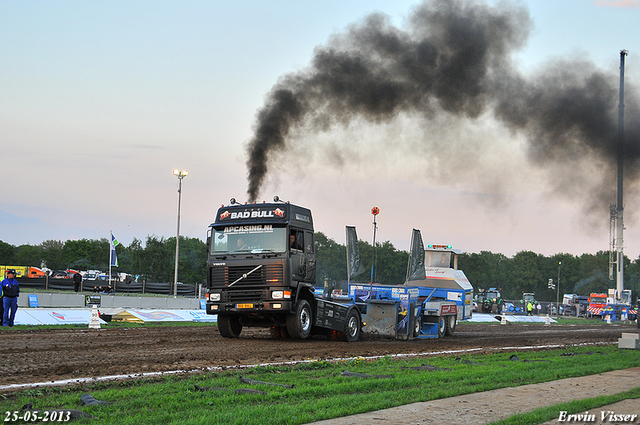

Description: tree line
[0,236,206,285]
[1,233,639,302]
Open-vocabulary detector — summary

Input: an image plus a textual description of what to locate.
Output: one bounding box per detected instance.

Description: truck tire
[445,315,457,336]
[269,326,290,339]
[218,314,242,338]
[287,299,312,339]
[437,316,446,338]
[342,308,361,342]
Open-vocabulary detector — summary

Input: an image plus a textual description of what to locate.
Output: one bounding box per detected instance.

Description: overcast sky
[2,0,640,259]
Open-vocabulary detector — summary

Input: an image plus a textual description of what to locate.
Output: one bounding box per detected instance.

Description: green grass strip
[488,386,640,425]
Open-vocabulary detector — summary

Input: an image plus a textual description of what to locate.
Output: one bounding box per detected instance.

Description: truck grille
[210,264,283,289]
[228,290,263,302]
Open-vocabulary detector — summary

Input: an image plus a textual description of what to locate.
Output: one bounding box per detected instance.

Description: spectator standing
[73,272,82,292]
[491,299,498,314]
[526,301,534,316]
[0,274,4,323]
[2,269,20,326]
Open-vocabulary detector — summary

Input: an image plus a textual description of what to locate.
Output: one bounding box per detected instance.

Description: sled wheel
[437,316,446,338]
[217,314,242,338]
[445,315,457,336]
[413,314,421,337]
[287,299,312,339]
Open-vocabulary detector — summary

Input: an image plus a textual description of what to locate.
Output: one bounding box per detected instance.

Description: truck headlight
[272,290,284,299]
[209,293,221,302]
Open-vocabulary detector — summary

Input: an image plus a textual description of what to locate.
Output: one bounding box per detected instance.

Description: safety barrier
[17,277,200,297]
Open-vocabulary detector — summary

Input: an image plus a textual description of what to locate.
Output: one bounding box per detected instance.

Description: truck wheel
[445,315,457,336]
[269,326,290,339]
[287,299,312,339]
[342,309,361,342]
[437,316,446,338]
[218,314,242,338]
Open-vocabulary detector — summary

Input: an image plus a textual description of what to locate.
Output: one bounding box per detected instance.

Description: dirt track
[1,321,637,390]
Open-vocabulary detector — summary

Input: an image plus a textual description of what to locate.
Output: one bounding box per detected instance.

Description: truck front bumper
[206,300,292,315]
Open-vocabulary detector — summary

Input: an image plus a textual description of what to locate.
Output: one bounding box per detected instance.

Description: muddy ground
[1,321,638,390]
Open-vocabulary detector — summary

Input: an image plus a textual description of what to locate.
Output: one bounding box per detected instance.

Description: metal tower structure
[609,204,616,281]
[612,49,628,299]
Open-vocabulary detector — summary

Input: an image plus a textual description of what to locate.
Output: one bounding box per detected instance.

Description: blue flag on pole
[110,232,119,267]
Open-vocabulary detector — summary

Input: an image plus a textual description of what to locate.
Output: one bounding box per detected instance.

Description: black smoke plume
[246,0,639,211]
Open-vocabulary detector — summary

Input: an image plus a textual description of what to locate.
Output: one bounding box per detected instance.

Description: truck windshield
[210,225,287,254]
[425,251,452,268]
[620,291,631,304]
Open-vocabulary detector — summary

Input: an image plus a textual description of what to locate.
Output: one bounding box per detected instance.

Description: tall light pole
[173,169,188,297]
[370,207,379,286]
[557,261,561,316]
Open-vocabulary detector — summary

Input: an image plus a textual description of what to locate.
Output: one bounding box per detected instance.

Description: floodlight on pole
[173,169,188,297]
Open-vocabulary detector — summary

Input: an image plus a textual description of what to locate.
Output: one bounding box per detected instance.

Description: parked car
[51,270,71,279]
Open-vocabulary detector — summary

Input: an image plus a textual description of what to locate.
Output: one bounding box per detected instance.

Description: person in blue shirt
[2,269,20,326]
[0,276,4,323]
